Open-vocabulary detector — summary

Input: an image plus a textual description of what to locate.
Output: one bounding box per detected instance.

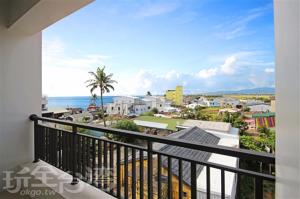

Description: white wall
[0,25,42,190]
[0,0,94,190]
[274,0,300,198]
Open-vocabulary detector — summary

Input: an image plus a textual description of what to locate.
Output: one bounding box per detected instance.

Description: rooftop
[156,127,220,186]
[133,120,168,129]
[180,120,232,133]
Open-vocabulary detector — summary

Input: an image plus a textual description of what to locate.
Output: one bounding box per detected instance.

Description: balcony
[26,114,275,199]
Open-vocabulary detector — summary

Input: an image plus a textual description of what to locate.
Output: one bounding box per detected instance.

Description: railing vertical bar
[157,154,162,199]
[191,162,197,199]
[92,138,96,186]
[255,177,263,199]
[53,129,58,167]
[77,135,81,180]
[110,143,114,194]
[147,141,153,199]
[178,159,183,199]
[124,146,129,199]
[45,127,48,162]
[62,132,66,170]
[52,130,55,164]
[221,169,225,199]
[49,129,54,165]
[117,144,121,198]
[41,126,46,161]
[98,140,102,189]
[86,137,91,183]
[132,148,136,199]
[58,131,62,168]
[168,156,172,199]
[67,132,71,172]
[47,128,50,163]
[140,150,144,199]
[206,166,211,199]
[82,136,86,181]
[104,141,108,190]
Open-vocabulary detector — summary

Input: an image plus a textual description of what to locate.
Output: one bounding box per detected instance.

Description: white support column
[274,0,300,198]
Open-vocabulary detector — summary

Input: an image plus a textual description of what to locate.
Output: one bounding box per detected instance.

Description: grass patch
[224,94,274,100]
[135,116,185,131]
[198,107,220,121]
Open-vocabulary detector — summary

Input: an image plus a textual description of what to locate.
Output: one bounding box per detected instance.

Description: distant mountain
[203,87,275,95]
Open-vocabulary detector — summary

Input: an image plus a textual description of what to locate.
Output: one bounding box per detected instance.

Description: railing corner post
[33,115,39,163]
[29,114,38,121]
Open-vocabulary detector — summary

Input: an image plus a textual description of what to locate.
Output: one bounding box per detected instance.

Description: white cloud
[215,4,272,39]
[43,40,274,96]
[43,38,109,96]
[197,68,218,79]
[136,1,180,18]
[265,68,275,73]
[220,56,237,75]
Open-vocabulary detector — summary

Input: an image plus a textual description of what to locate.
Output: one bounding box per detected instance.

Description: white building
[106,96,147,116]
[240,99,265,106]
[248,104,271,112]
[106,96,170,116]
[193,97,221,107]
[214,98,241,108]
[143,96,166,112]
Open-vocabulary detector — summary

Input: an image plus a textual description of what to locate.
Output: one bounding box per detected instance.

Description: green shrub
[107,120,140,143]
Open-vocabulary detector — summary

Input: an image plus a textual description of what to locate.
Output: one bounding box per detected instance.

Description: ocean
[48,96,115,110]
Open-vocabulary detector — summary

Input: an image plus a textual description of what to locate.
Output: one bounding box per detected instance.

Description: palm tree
[90,93,97,105]
[86,66,117,127]
[146,91,152,96]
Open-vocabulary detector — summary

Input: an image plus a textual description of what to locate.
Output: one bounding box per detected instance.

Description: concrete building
[143,96,166,112]
[106,96,147,116]
[214,98,240,108]
[165,85,183,106]
[106,96,169,116]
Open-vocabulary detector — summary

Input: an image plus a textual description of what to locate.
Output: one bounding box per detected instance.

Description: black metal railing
[30,114,275,199]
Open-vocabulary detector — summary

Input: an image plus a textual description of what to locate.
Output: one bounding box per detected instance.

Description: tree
[86,66,117,127]
[151,107,159,114]
[195,110,210,121]
[90,93,97,105]
[146,91,152,96]
[240,127,275,153]
[233,117,248,134]
[108,120,140,143]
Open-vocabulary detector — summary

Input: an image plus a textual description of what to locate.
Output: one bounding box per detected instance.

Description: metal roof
[157,127,220,186]
[252,112,275,118]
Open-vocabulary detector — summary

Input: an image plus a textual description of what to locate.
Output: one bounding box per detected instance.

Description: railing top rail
[29,114,275,164]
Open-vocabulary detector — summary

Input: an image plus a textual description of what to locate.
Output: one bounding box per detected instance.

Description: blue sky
[43,0,275,96]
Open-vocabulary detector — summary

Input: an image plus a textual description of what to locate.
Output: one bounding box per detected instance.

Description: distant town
[42,85,275,136]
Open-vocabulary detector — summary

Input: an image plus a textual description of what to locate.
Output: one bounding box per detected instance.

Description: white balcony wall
[274,0,300,198]
[0,14,41,192]
[0,0,93,190]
